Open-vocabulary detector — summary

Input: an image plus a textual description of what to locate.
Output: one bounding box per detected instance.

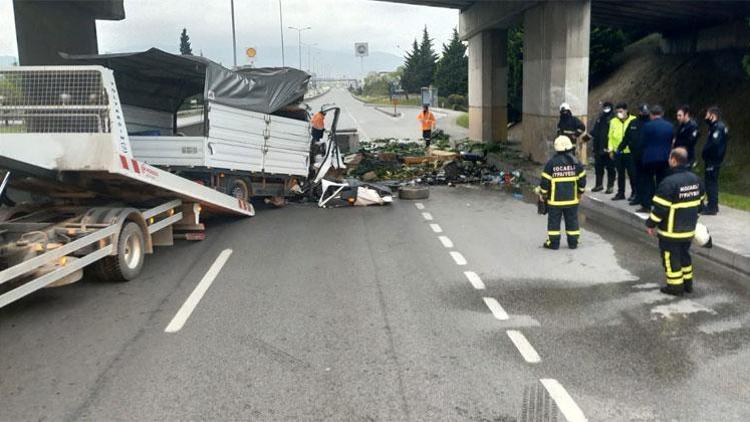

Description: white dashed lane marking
[430,224,442,233]
[414,202,425,210]
[422,212,433,221]
[464,271,486,290]
[506,330,541,363]
[483,297,509,320]
[449,251,467,266]
[438,236,454,248]
[540,379,588,422]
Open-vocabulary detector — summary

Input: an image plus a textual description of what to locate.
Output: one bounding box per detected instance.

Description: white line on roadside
[506,330,541,363]
[464,271,486,289]
[438,236,454,248]
[450,251,467,266]
[430,224,442,233]
[165,249,233,333]
[422,212,433,221]
[415,202,425,210]
[540,379,588,422]
[483,297,509,320]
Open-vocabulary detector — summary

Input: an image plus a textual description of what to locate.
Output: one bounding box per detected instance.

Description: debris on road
[318,179,394,208]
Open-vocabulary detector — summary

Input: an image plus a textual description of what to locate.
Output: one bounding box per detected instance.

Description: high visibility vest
[417,111,436,131]
[608,115,636,153]
[311,112,325,130]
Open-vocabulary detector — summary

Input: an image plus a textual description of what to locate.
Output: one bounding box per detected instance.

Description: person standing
[539,136,587,250]
[557,102,586,143]
[311,109,326,143]
[617,104,649,205]
[638,105,674,213]
[701,106,729,215]
[607,103,636,201]
[417,104,437,148]
[674,105,699,167]
[590,101,615,193]
[645,147,704,296]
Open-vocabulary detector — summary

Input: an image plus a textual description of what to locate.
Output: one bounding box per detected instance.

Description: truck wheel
[399,186,429,200]
[226,177,250,201]
[95,222,146,282]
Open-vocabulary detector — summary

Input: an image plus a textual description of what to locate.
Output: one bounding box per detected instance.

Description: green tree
[416,26,438,88]
[401,39,421,93]
[589,26,627,77]
[179,28,193,55]
[744,19,750,76]
[507,26,524,122]
[434,28,468,98]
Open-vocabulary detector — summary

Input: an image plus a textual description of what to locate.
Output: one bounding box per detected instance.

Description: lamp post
[230,0,237,68]
[301,42,318,73]
[278,0,285,67]
[288,26,311,70]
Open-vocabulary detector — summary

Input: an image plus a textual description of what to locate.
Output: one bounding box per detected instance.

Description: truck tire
[399,186,429,200]
[94,222,146,282]
[226,177,250,201]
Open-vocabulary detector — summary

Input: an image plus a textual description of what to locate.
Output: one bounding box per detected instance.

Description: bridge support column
[522,0,590,162]
[467,29,507,143]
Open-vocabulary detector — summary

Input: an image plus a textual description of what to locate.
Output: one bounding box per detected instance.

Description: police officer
[590,101,615,193]
[608,103,636,201]
[617,104,649,205]
[646,147,705,296]
[674,105,699,167]
[539,136,586,250]
[701,106,728,215]
[557,103,586,143]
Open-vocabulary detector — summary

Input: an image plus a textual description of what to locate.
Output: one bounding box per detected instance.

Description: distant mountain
[0,56,19,66]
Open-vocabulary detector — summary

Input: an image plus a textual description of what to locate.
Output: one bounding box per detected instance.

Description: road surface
[307,88,469,142]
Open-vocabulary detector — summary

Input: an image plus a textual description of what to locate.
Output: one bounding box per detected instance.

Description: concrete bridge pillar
[522,0,591,162]
[467,29,508,143]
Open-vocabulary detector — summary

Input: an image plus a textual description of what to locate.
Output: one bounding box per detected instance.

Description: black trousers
[704,165,721,212]
[632,154,644,202]
[614,153,636,196]
[659,238,693,287]
[640,161,669,209]
[546,205,580,248]
[422,130,432,147]
[311,127,325,142]
[594,152,615,188]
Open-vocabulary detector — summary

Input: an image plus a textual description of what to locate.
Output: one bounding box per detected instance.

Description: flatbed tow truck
[0,65,254,308]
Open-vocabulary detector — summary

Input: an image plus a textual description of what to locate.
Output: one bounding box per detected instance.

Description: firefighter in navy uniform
[539,136,587,250]
[645,147,705,296]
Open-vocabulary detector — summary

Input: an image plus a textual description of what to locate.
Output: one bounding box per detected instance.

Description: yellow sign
[245,47,257,58]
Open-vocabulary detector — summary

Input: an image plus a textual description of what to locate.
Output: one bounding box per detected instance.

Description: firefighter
[417,104,437,147]
[645,147,705,296]
[674,105,699,167]
[701,106,728,215]
[539,136,586,250]
[590,101,615,193]
[557,102,586,143]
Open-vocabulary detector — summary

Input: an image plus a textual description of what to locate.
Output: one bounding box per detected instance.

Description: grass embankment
[354,95,422,106]
[719,192,750,212]
[456,113,468,128]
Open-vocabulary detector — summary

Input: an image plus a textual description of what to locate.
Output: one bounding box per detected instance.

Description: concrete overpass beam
[467,29,508,143]
[522,0,591,162]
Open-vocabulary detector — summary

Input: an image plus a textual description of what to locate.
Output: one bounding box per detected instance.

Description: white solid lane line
[414,202,425,210]
[450,251,467,266]
[506,330,541,363]
[483,297,509,320]
[540,379,588,422]
[438,236,454,248]
[165,249,233,333]
[422,212,433,221]
[464,271,486,289]
[430,224,443,233]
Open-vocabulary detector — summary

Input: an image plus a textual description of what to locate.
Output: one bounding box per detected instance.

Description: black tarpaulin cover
[60,48,310,114]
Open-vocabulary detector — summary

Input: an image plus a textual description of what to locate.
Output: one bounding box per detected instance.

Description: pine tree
[179,28,193,55]
[401,39,421,93]
[417,26,438,89]
[434,28,467,98]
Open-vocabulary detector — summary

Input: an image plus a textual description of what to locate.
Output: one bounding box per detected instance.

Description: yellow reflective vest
[608,115,636,154]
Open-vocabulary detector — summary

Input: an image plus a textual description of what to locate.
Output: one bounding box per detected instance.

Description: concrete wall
[467,29,508,143]
[522,0,591,162]
[660,20,750,54]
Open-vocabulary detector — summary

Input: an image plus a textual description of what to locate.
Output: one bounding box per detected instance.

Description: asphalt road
[1,185,749,421]
[307,88,469,142]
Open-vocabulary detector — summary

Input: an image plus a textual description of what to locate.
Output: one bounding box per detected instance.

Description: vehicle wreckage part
[399,186,429,200]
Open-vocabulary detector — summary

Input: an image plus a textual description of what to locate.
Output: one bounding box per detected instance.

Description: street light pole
[230,0,237,68]
[278,0,285,67]
[288,26,311,70]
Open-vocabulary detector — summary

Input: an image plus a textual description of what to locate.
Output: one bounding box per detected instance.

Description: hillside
[587,34,750,195]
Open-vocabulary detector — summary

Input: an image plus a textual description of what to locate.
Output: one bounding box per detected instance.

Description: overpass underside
[381,0,749,162]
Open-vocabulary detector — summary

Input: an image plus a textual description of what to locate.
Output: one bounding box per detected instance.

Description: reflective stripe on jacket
[539,153,587,206]
[645,167,705,240]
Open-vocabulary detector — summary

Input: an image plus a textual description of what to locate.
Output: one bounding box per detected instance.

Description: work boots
[591,185,604,192]
[660,285,684,296]
[683,280,693,294]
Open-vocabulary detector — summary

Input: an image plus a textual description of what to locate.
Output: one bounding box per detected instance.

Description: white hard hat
[693,222,712,248]
[559,102,571,112]
[554,135,574,152]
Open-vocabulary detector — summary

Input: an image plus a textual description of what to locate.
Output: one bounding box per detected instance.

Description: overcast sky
[0,0,459,73]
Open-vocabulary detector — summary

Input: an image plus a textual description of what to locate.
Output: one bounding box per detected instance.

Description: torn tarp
[61,48,310,114]
[318,179,393,208]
